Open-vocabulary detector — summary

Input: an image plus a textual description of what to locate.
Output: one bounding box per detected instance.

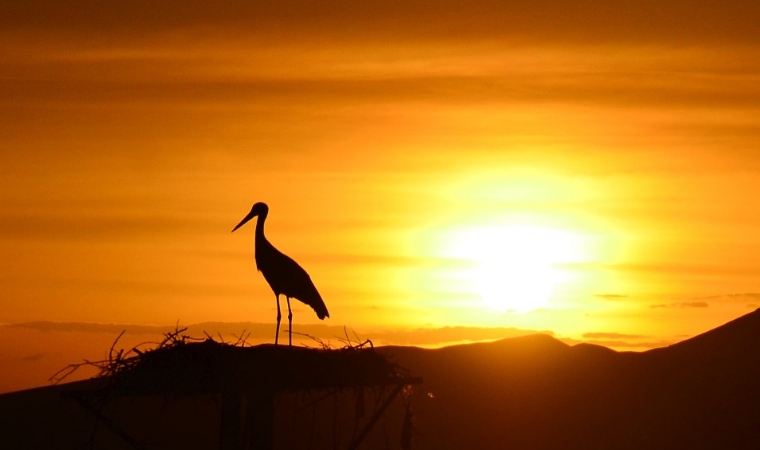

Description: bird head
[231,202,269,232]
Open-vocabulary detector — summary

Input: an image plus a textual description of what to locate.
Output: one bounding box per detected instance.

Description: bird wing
[261,247,330,319]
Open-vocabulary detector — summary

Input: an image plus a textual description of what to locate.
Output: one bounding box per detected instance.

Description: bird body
[232,202,329,345]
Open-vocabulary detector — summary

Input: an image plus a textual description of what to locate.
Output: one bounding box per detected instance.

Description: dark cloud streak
[595,294,628,301]
[4,70,760,110]
[583,332,646,339]
[0,212,212,242]
[563,337,674,350]
[651,301,709,309]
[4,321,553,347]
[700,292,760,300]
[2,1,759,46]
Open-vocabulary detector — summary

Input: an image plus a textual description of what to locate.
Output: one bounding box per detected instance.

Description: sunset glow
[1,0,760,394]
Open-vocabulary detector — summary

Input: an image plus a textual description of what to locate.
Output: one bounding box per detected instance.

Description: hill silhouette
[379,308,760,450]
[657,306,760,358]
[2,309,760,449]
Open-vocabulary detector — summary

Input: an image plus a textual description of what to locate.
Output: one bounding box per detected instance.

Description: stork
[232,202,329,346]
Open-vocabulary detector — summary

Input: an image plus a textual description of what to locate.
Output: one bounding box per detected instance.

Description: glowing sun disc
[442,224,582,313]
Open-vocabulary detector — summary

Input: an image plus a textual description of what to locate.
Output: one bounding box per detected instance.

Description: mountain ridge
[651,307,760,358]
[2,309,760,449]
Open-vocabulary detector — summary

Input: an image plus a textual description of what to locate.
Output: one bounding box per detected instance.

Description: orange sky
[1,1,760,392]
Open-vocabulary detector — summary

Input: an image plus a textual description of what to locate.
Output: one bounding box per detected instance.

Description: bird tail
[306,291,329,320]
[313,300,329,320]
[299,282,329,320]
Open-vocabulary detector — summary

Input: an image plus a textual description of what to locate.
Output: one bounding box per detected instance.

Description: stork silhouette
[232,202,329,346]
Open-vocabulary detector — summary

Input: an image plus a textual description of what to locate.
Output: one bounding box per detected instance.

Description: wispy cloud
[651,301,709,309]
[369,326,553,346]
[571,332,671,350]
[564,338,674,350]
[3,321,551,348]
[2,1,759,46]
[699,292,760,301]
[18,352,47,362]
[7,320,680,351]
[6,321,176,335]
[594,294,628,301]
[582,332,646,340]
[611,263,760,278]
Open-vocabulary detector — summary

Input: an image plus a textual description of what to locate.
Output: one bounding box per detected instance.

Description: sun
[442,224,583,313]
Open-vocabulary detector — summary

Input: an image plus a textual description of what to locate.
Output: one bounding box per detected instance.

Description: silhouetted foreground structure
[5,308,760,449]
[58,332,420,450]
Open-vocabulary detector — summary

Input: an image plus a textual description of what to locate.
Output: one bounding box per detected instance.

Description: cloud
[0,211,211,243]
[701,292,760,301]
[562,338,674,350]
[594,294,628,301]
[5,321,300,341]
[573,332,676,351]
[3,321,551,348]
[2,0,759,46]
[680,301,710,308]
[582,332,646,340]
[2,321,690,353]
[18,352,47,362]
[301,252,434,268]
[692,294,760,311]
[6,321,175,335]
[369,326,553,346]
[611,263,760,278]
[650,301,709,309]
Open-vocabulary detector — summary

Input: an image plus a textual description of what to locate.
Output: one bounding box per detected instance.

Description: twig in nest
[337,327,373,350]
[49,329,130,385]
[108,330,126,362]
[289,331,331,349]
[49,359,104,385]
[231,330,251,347]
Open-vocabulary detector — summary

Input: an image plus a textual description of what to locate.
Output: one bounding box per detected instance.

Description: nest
[54,328,421,450]
[54,327,414,397]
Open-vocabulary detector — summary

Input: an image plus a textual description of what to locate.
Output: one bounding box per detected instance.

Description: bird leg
[286,297,293,347]
[275,294,281,346]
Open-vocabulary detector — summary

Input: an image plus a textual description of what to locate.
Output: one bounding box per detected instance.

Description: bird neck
[254,211,268,245]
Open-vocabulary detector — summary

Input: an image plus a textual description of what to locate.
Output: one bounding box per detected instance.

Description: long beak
[231,211,257,233]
